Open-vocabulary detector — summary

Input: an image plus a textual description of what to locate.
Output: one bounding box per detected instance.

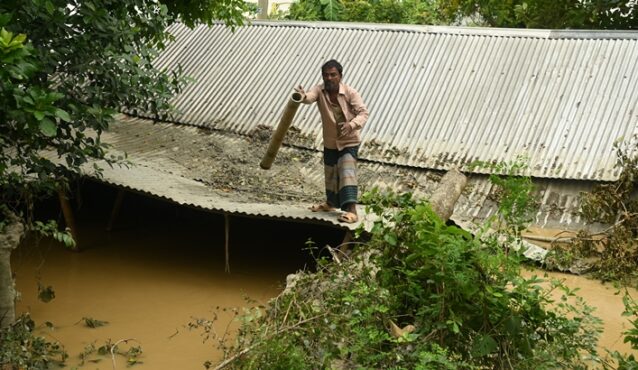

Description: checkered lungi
[324,146,359,210]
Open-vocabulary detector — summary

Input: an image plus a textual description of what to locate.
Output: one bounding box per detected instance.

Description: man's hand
[339,121,355,136]
[294,85,305,99]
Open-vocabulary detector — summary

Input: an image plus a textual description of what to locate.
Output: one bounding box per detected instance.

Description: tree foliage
[437,0,638,29]
[0,0,246,224]
[286,0,637,29]
[287,0,442,24]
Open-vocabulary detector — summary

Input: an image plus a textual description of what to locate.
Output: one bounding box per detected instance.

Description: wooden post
[338,230,353,255]
[106,189,126,232]
[429,168,467,222]
[224,213,231,273]
[0,212,24,328]
[58,189,79,250]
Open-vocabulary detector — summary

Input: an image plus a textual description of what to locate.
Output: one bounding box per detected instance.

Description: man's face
[322,67,341,93]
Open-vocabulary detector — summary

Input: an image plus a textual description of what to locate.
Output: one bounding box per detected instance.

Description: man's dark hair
[322,59,343,76]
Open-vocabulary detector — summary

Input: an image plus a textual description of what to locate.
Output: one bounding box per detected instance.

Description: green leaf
[34,111,46,121]
[47,92,64,102]
[12,33,26,45]
[22,95,34,105]
[383,232,398,246]
[505,315,522,335]
[472,335,498,357]
[55,108,71,122]
[97,344,110,355]
[0,13,12,28]
[39,118,57,136]
[45,1,56,15]
[0,27,11,43]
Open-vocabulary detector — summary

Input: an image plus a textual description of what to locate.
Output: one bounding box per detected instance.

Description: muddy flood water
[10,181,638,369]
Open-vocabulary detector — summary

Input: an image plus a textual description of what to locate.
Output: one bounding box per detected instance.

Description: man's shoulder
[340,83,360,93]
[339,83,363,99]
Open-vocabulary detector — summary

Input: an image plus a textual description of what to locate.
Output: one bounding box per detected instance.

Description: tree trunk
[429,168,467,222]
[0,212,24,328]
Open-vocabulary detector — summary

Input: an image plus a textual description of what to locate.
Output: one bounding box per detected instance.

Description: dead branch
[213,314,326,370]
[110,338,140,370]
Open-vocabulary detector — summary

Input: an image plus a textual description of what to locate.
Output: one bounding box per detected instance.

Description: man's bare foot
[310,203,336,212]
[338,212,358,223]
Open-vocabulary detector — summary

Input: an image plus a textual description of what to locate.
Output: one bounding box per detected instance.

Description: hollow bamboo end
[291,92,303,103]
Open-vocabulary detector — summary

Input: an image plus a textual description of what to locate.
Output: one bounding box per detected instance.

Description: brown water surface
[9,182,638,368]
[522,268,638,357]
[12,182,343,369]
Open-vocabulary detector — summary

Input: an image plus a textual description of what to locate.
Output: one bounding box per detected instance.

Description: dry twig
[212,314,326,370]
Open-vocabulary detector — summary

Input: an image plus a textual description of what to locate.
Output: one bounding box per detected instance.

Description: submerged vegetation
[0,313,144,369]
[545,136,638,285]
[0,314,67,369]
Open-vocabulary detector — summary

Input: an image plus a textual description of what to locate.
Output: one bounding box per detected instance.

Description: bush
[545,136,638,284]
[202,189,602,369]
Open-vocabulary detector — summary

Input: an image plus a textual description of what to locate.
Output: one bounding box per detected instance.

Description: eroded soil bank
[9,181,638,369]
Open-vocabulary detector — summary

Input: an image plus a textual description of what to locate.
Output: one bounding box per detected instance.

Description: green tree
[0,0,246,329]
[287,0,442,24]
[438,0,638,29]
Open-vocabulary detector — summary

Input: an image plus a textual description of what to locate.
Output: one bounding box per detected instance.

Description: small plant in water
[78,316,109,328]
[77,338,143,367]
[599,291,638,369]
[37,283,55,303]
[0,314,68,369]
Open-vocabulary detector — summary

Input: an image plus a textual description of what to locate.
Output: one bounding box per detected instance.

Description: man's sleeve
[302,85,321,104]
[349,89,369,130]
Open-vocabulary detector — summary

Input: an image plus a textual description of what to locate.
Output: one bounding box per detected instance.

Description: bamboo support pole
[106,188,125,232]
[259,92,303,169]
[224,213,230,273]
[58,189,79,250]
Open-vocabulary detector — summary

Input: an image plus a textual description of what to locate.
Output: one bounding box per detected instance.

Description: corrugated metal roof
[141,21,638,181]
[91,160,364,230]
[99,116,595,230]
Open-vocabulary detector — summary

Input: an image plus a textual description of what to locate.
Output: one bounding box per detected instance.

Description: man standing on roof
[295,59,369,224]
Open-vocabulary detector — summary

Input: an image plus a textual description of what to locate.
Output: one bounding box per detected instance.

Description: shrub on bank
[206,190,603,369]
